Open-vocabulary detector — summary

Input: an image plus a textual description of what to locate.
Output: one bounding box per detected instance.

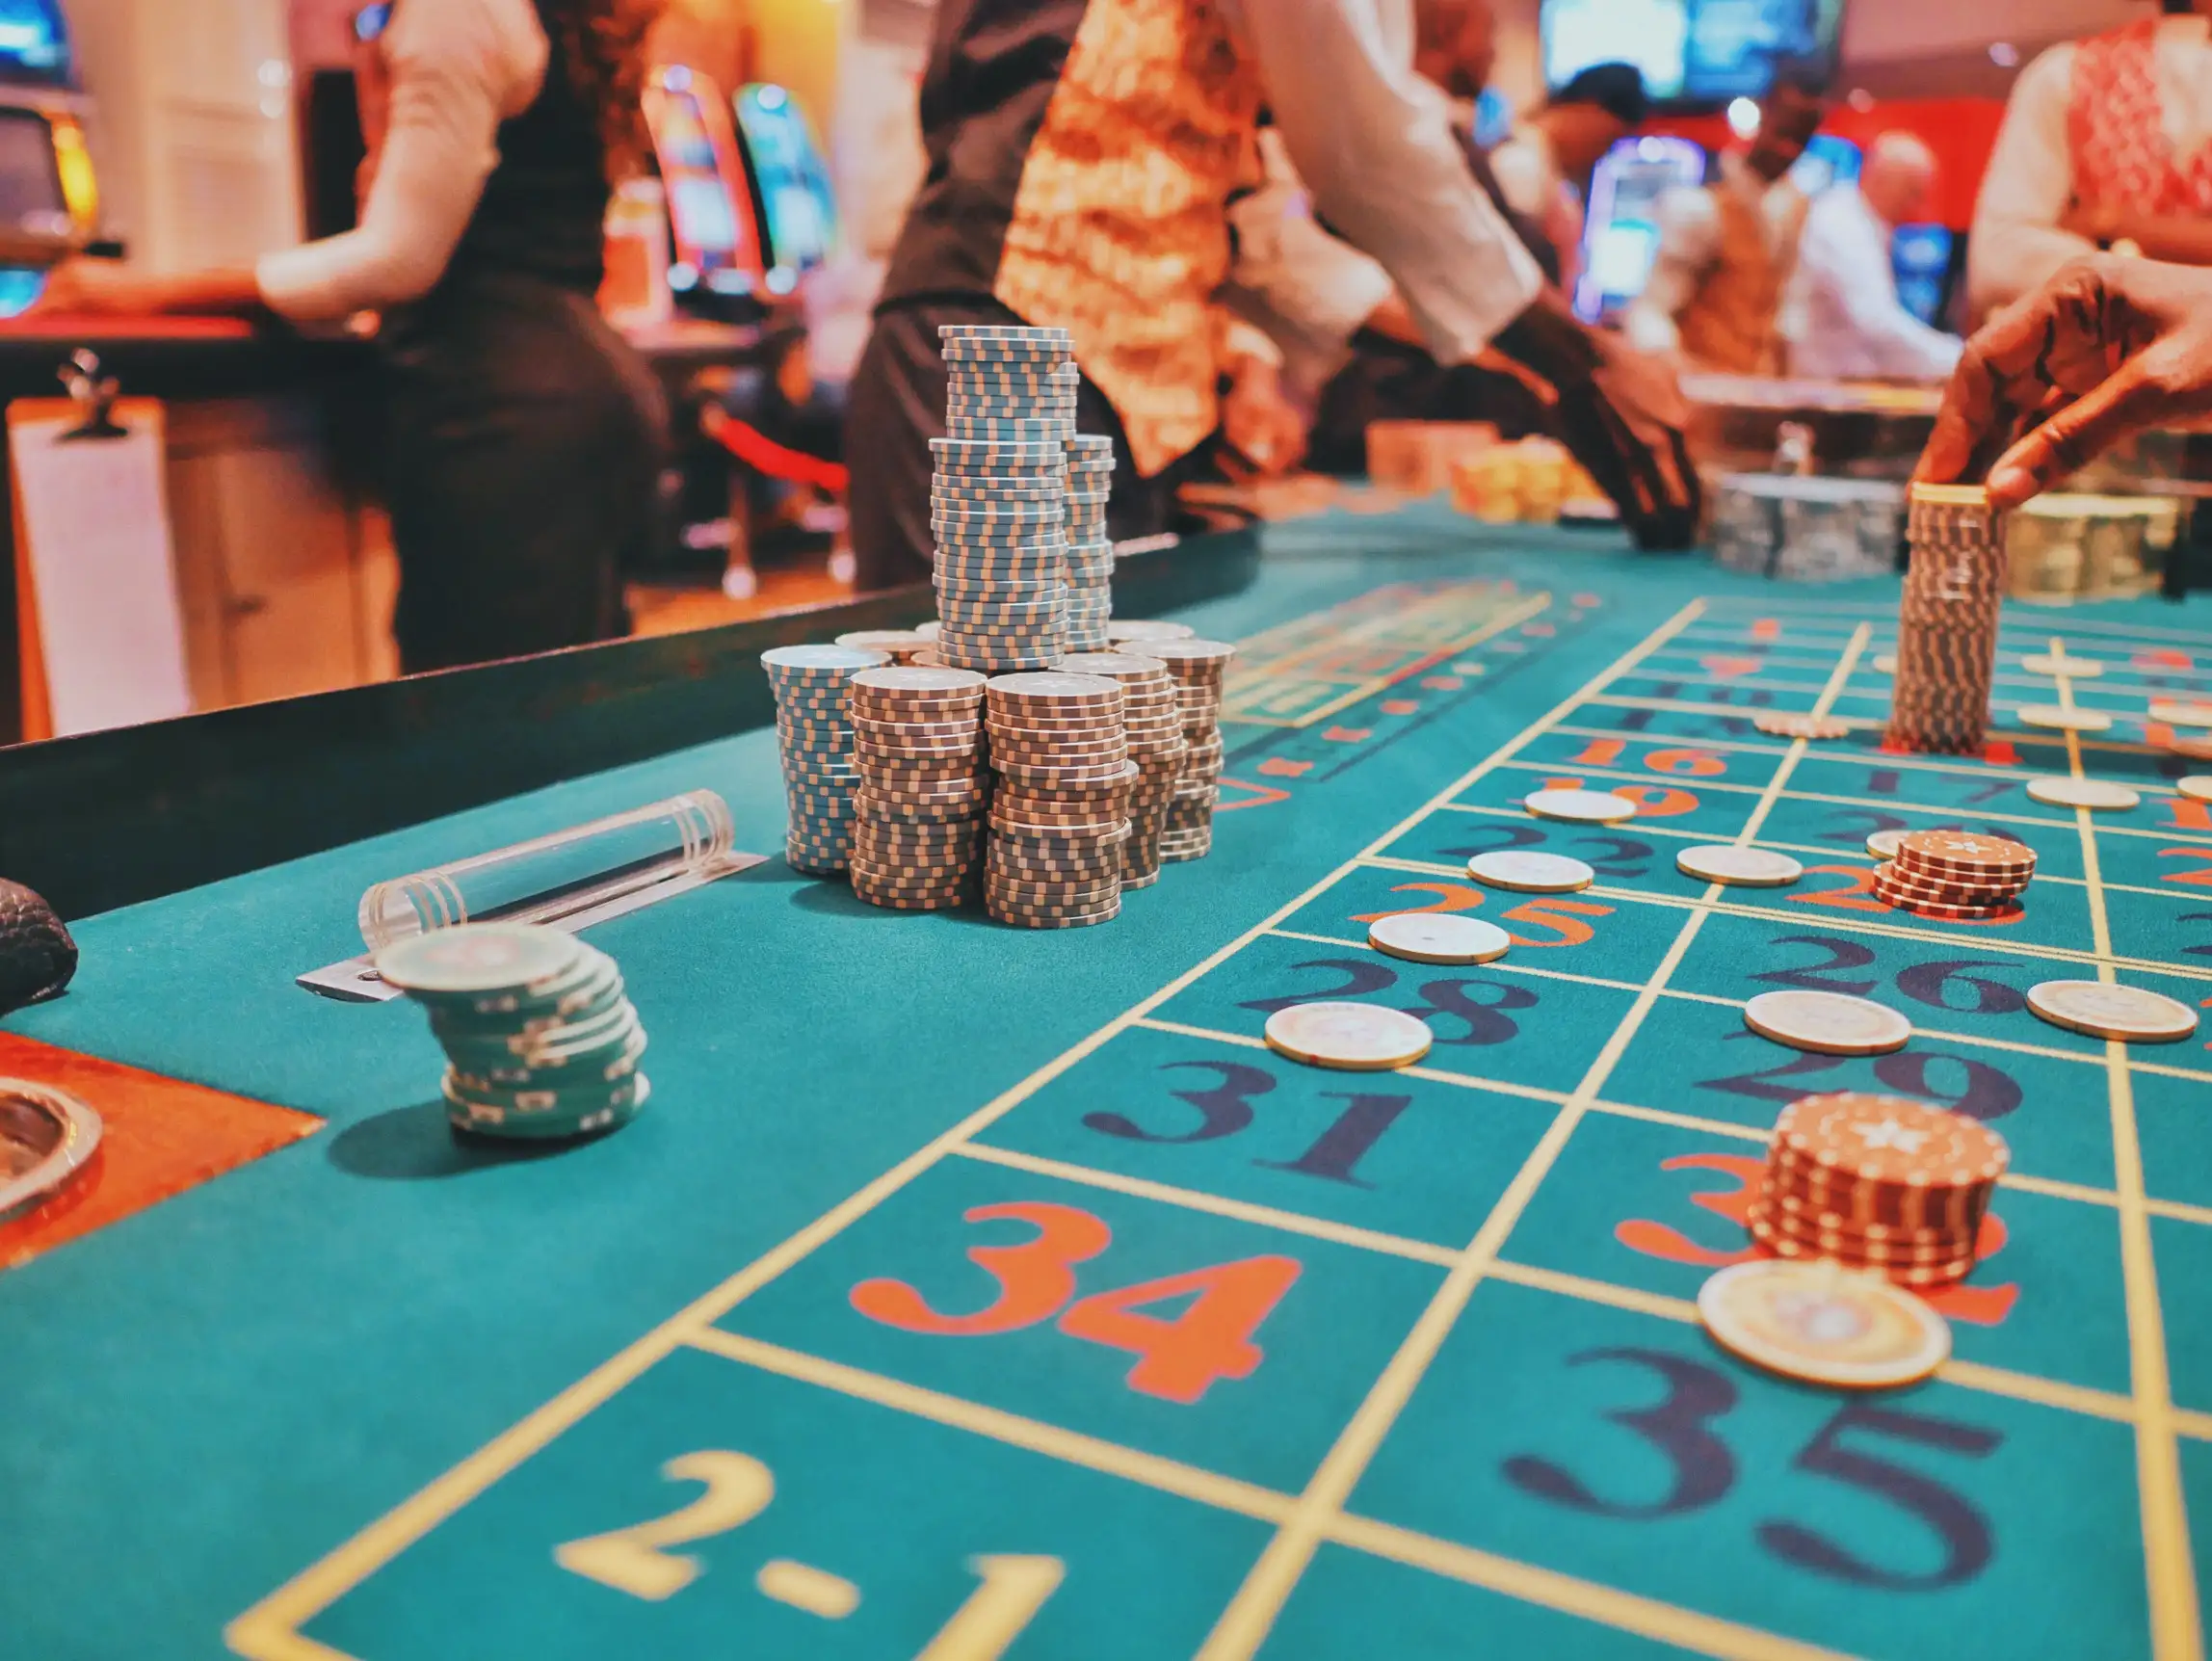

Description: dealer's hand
[1917,254,2212,507]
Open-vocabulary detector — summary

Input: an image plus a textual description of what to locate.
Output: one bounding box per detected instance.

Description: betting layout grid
[230,591,2212,1661]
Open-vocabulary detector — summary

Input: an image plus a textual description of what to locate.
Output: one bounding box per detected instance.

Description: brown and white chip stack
[845,667,991,910]
[983,672,1132,928]
[1152,639,1237,861]
[1885,483,2007,755]
[1056,651,1185,888]
[1747,1090,2010,1288]
[1872,829,2036,920]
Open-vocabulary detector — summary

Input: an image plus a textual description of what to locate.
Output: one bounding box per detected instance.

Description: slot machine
[0,0,98,316]
[1574,135,1704,324]
[730,83,840,301]
[641,65,770,320]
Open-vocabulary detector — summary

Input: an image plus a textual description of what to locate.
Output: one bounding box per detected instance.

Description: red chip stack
[1747,1091,2010,1288]
[1872,830,2037,920]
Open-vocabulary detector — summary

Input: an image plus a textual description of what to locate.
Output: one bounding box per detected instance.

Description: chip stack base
[1055,651,1184,887]
[847,666,990,910]
[1150,639,1237,861]
[1886,483,2007,755]
[765,644,893,874]
[1064,431,1115,652]
[984,672,1130,928]
[1747,1090,2009,1287]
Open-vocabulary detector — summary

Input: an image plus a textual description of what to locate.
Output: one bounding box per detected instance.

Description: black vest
[449,0,610,294]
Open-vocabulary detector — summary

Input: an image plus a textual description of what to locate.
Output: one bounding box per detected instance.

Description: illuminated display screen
[1542,0,1843,105]
[0,0,67,86]
[733,84,839,280]
[1575,135,1707,322]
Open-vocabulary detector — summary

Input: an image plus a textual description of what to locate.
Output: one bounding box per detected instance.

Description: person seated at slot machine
[1918,253,2212,505]
[30,0,670,675]
[1488,62,1652,294]
[1782,132,1963,381]
[1969,0,2212,319]
[1621,69,1828,374]
[846,0,1700,591]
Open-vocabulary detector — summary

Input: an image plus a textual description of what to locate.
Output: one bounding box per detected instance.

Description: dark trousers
[380,271,669,673]
[845,296,1177,593]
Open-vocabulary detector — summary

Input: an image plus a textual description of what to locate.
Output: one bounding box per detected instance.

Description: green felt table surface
[6,505,2212,1660]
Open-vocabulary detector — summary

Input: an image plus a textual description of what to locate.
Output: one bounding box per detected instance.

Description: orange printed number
[1568,738,1625,767]
[1499,897,1611,947]
[1058,1256,1302,1404]
[2168,799,2212,832]
[1617,1154,2020,1327]
[850,1201,1109,1335]
[1610,784,1699,818]
[1351,883,1485,924]
[1788,864,1890,913]
[2157,848,2212,887]
[1643,747,1727,778]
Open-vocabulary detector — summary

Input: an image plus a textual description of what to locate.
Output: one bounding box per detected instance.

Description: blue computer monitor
[1892,223,1954,327]
[1541,0,1845,107]
[732,84,839,296]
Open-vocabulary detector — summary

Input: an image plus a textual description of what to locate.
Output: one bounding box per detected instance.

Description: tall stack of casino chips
[1885,483,2007,755]
[932,324,1075,674]
[845,666,990,910]
[1150,639,1237,861]
[1744,1090,2009,1287]
[983,672,1131,928]
[1055,651,1182,888]
[373,923,649,1141]
[1063,434,1115,650]
[764,644,893,874]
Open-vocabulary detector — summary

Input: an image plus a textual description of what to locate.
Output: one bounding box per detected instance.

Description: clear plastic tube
[358,790,735,952]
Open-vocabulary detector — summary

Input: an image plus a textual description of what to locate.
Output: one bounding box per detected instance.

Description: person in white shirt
[1968,0,2212,321]
[1784,132,1962,382]
[34,0,669,673]
[1622,72,1827,373]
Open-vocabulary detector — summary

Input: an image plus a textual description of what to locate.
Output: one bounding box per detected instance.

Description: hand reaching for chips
[1917,253,2212,507]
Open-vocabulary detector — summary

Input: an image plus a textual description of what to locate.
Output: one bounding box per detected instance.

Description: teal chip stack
[932,323,1074,674]
[373,923,649,1141]
[1064,432,1114,651]
[763,643,893,874]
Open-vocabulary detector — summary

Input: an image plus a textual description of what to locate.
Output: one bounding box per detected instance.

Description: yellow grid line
[226,599,1714,1661]
[2052,633,2204,1661]
[1190,624,1869,1658]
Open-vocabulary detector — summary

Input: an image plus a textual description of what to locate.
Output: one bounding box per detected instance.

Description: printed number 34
[852,1200,1302,1405]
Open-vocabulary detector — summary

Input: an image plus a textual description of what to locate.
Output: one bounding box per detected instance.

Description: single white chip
[2024,776,2140,810]
[1676,846,1804,886]
[2026,981,2199,1043]
[1465,851,1595,892]
[1524,788,1637,825]
[1698,1260,1950,1389]
[1263,1002,1435,1070]
[1743,989,1912,1055]
[2021,653,2103,679]
[2150,699,2212,729]
[2015,705,2114,733]
[1866,830,1908,858]
[2178,777,2212,804]
[1368,912,1511,965]
[1872,654,1898,673]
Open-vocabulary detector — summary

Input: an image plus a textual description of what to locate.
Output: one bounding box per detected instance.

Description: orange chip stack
[1871,829,2037,920]
[1747,1091,2010,1288]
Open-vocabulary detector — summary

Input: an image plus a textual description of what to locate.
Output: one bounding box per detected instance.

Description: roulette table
[4,503,2211,1660]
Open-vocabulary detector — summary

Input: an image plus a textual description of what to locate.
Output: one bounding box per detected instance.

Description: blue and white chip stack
[1063,431,1114,651]
[762,643,893,875]
[930,324,1075,674]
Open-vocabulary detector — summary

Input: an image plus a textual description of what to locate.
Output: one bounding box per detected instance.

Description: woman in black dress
[38,0,668,672]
